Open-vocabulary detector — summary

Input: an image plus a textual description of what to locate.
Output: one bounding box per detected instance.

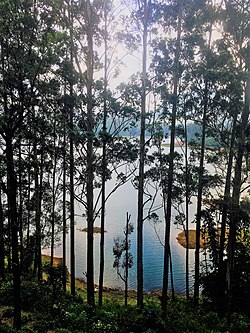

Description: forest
[0,0,249,332]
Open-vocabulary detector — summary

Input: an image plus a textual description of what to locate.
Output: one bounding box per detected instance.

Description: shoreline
[42,254,185,296]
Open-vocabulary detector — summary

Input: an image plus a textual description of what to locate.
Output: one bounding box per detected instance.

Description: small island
[78,226,107,233]
[176,230,206,249]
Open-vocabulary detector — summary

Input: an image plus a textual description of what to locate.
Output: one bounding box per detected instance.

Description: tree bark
[194,22,213,305]
[62,120,67,292]
[33,139,44,281]
[50,119,58,270]
[193,81,208,305]
[124,212,131,306]
[137,0,150,308]
[68,0,75,297]
[98,0,108,307]
[18,140,24,271]
[85,0,95,307]
[162,5,182,317]
[184,111,189,301]
[225,76,249,313]
[0,186,5,280]
[6,135,21,330]
[218,115,236,311]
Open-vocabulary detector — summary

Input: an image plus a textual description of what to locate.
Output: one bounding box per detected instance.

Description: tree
[0,0,67,328]
[224,0,249,311]
[136,0,151,308]
[113,212,134,306]
[159,0,182,316]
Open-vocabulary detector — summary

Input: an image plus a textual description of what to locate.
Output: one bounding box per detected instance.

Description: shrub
[0,324,16,333]
[0,281,14,306]
[2,307,14,318]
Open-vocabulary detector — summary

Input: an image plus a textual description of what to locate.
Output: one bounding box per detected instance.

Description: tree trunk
[194,80,208,305]
[18,141,24,271]
[98,0,108,307]
[68,0,75,297]
[0,186,5,280]
[184,111,189,301]
[26,141,32,253]
[50,120,57,270]
[85,0,95,307]
[62,121,67,292]
[225,77,249,313]
[161,5,182,317]
[124,212,131,306]
[6,135,21,330]
[193,18,213,303]
[33,140,44,281]
[137,0,149,308]
[218,115,236,311]
[69,106,75,297]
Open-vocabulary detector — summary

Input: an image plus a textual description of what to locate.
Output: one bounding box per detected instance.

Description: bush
[0,282,14,306]
[0,324,16,333]
[2,307,14,318]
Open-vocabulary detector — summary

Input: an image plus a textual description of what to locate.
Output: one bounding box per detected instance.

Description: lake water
[49,145,197,294]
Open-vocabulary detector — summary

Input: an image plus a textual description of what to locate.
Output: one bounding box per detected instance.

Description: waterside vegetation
[0,0,249,331]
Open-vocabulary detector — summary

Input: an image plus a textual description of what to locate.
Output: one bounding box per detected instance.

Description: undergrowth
[0,279,249,333]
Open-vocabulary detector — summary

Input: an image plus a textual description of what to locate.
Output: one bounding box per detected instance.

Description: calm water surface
[50,145,197,293]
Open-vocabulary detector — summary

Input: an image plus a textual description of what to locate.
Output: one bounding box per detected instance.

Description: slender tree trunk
[162,6,182,317]
[169,249,175,300]
[218,115,236,311]
[0,186,5,280]
[124,212,131,306]
[85,0,95,306]
[137,0,150,308]
[18,140,24,271]
[194,80,208,305]
[225,77,249,313]
[50,120,57,270]
[98,0,108,307]
[194,22,213,304]
[26,141,32,251]
[33,140,44,281]
[62,121,67,292]
[68,0,75,297]
[69,107,75,297]
[184,111,189,301]
[7,211,11,273]
[6,135,21,330]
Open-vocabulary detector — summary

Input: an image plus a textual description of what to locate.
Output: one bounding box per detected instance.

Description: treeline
[0,0,249,331]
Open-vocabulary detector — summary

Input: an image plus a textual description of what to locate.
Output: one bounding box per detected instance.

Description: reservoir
[49,144,197,293]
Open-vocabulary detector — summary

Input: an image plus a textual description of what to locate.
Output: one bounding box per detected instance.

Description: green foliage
[0,281,14,306]
[2,307,14,318]
[0,324,16,333]
[0,279,250,333]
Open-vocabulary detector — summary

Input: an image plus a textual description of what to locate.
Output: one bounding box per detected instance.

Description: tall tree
[98,0,109,307]
[193,4,214,305]
[161,1,182,317]
[136,0,151,308]
[67,0,76,298]
[0,0,66,327]
[223,0,249,312]
[84,0,95,306]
